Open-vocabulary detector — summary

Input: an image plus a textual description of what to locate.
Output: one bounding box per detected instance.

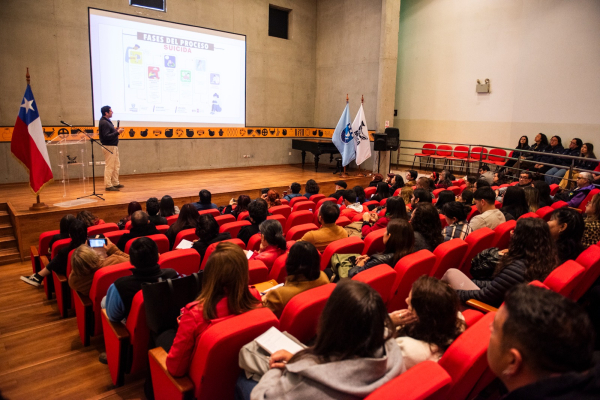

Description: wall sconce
[476,79,490,93]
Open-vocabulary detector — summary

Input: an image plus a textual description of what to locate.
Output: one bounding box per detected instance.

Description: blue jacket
[538,144,565,165]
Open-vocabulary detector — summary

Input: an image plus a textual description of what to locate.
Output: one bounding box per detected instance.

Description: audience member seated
[303,179,320,199]
[166,204,199,250]
[350,219,414,278]
[520,133,548,172]
[47,214,75,257]
[548,208,585,263]
[465,176,477,191]
[117,211,160,251]
[478,165,494,185]
[193,189,218,211]
[118,201,142,230]
[362,196,408,237]
[392,276,466,370]
[405,170,418,187]
[353,185,367,204]
[223,195,251,220]
[496,171,532,202]
[583,194,600,247]
[470,187,506,231]
[493,171,512,186]
[68,238,129,296]
[410,188,433,208]
[434,190,455,213]
[146,197,167,226]
[161,242,260,377]
[159,195,179,217]
[389,174,405,194]
[523,186,540,213]
[442,217,557,307]
[500,135,530,172]
[368,173,384,187]
[488,284,598,399]
[192,214,231,259]
[475,178,491,190]
[263,189,282,209]
[545,137,582,185]
[559,142,598,189]
[371,182,391,202]
[77,210,101,228]
[247,220,287,268]
[416,176,433,193]
[298,201,347,251]
[284,182,303,201]
[340,190,366,220]
[555,172,596,208]
[434,170,453,189]
[400,186,414,208]
[238,199,269,246]
[411,203,444,252]
[21,219,88,287]
[328,180,347,200]
[458,188,474,205]
[533,180,555,208]
[262,242,329,317]
[442,201,473,241]
[500,187,529,221]
[532,135,564,176]
[244,280,404,400]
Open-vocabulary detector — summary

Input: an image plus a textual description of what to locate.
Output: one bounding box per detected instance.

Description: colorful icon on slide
[181,70,191,82]
[164,55,176,68]
[148,67,160,79]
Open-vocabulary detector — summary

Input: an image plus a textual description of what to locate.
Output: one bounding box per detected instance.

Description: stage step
[0,248,21,265]
[0,223,12,237]
[0,211,10,225]
[0,235,16,250]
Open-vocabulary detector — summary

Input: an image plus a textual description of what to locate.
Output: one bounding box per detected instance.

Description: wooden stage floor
[1,164,374,260]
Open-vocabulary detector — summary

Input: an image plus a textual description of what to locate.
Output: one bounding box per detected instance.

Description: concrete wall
[393,0,600,164]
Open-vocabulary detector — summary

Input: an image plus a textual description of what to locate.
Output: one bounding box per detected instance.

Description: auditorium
[1,0,599,399]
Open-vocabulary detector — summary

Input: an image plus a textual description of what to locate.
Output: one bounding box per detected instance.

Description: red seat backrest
[219,220,251,239]
[266,213,287,228]
[363,200,380,209]
[51,238,71,259]
[487,148,507,162]
[436,144,453,157]
[320,236,364,271]
[453,145,470,160]
[248,260,269,285]
[387,250,437,312]
[88,223,119,236]
[284,210,314,234]
[362,229,386,255]
[289,196,310,207]
[518,212,540,220]
[460,227,496,274]
[309,194,325,204]
[200,238,246,270]
[448,186,460,196]
[572,245,600,301]
[158,249,201,276]
[466,205,480,222]
[364,186,377,197]
[38,230,60,258]
[578,189,600,212]
[280,198,289,205]
[535,206,554,221]
[125,220,132,231]
[125,291,149,376]
[155,225,169,234]
[492,220,517,249]
[365,361,452,400]
[237,210,249,221]
[172,228,198,250]
[247,233,262,252]
[352,265,397,304]
[551,200,568,209]
[198,209,220,217]
[269,253,289,283]
[124,234,170,254]
[294,201,315,213]
[335,215,352,228]
[186,308,279,400]
[470,147,488,160]
[279,284,336,344]
[89,262,133,336]
[105,230,129,246]
[438,311,496,400]
[269,205,292,219]
[166,215,178,226]
[420,143,437,155]
[543,260,585,298]
[285,223,319,241]
[431,239,469,279]
[214,214,235,226]
[315,197,337,211]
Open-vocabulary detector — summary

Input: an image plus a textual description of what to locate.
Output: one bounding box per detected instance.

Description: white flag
[352,104,371,165]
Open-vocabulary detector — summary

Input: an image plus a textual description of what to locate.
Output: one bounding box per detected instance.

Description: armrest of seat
[30,246,40,274]
[148,347,194,400]
[102,309,129,339]
[466,299,498,314]
[52,270,71,318]
[40,256,54,300]
[102,309,130,386]
[74,290,93,346]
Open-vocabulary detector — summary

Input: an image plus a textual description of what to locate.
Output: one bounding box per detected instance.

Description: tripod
[79,130,111,201]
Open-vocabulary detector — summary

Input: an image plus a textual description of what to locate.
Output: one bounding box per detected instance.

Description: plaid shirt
[443,221,473,241]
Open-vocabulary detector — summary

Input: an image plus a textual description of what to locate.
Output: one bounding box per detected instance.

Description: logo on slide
[208,129,215,137]
[153,130,162,137]
[196,129,205,136]
[262,129,268,136]
[282,129,287,136]
[195,59,206,71]
[164,55,176,68]
[140,129,148,137]
[218,129,224,136]
[210,73,220,85]
[181,70,191,82]
[165,129,173,138]
[128,129,136,137]
[186,129,194,137]
[148,67,160,79]
[240,129,246,136]
[176,129,184,137]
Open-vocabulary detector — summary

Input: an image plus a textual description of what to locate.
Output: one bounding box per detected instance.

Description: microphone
[60,120,73,127]
[117,120,120,128]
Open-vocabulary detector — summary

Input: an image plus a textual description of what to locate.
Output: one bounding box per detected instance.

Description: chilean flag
[11,85,53,194]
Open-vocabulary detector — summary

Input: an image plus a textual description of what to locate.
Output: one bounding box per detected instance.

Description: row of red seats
[413,143,514,172]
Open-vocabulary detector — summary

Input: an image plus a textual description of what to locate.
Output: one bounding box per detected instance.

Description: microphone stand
[61,121,111,201]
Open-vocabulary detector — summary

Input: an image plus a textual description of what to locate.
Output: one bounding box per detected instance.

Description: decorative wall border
[0,126,375,142]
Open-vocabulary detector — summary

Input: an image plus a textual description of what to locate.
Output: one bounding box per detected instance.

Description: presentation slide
[89,9,246,127]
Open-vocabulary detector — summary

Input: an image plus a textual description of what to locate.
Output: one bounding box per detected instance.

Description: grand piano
[292,138,340,172]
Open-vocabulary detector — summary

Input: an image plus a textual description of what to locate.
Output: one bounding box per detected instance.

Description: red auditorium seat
[335,215,352,227]
[412,143,436,169]
[448,186,461,196]
[337,196,344,205]
[219,220,251,238]
[535,206,554,221]
[543,260,585,298]
[315,197,337,211]
[166,215,178,226]
[351,265,397,304]
[492,220,517,250]
[431,239,469,279]
[155,225,170,234]
[518,212,540,219]
[466,205,480,222]
[572,245,600,301]
[124,234,170,254]
[435,144,455,170]
[551,200,568,209]
[320,236,364,271]
[439,214,448,228]
[44,238,71,299]
[172,228,197,249]
[578,188,600,213]
[236,211,249,221]
[105,230,128,246]
[293,201,315,213]
[309,194,325,204]
[88,223,119,236]
[438,311,496,400]
[30,229,59,274]
[74,262,133,346]
[266,213,286,227]
[362,229,386,255]
[149,308,279,400]
[285,223,318,241]
[452,145,471,172]
[283,210,313,234]
[485,148,508,168]
[387,250,437,313]
[125,221,132,230]
[495,200,502,209]
[248,260,269,284]
[269,204,292,219]
[52,248,75,318]
[432,188,445,198]
[214,214,235,226]
[363,200,380,209]
[393,188,401,196]
[279,283,336,344]
[365,361,452,400]
[246,233,262,252]
[269,253,289,283]
[468,147,488,165]
[364,186,377,197]
[102,291,149,386]
[280,198,289,205]
[289,196,310,208]
[158,249,201,276]
[462,309,485,328]
[200,238,246,270]
[198,209,220,217]
[459,227,495,275]
[549,184,560,196]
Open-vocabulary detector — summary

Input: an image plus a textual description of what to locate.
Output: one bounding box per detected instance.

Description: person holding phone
[99,105,124,192]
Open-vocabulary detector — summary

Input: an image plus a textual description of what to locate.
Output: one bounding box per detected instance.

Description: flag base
[29,201,49,211]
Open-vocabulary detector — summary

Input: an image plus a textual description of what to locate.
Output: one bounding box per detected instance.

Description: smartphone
[88,238,107,248]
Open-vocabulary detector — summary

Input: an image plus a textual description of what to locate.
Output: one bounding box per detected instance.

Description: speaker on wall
[373,134,387,151]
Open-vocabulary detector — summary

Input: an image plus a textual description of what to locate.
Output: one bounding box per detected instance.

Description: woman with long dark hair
[500,187,529,220]
[77,210,100,227]
[548,208,585,263]
[118,201,142,230]
[442,201,473,241]
[192,214,231,259]
[392,276,466,370]
[350,219,415,277]
[361,196,408,237]
[223,194,252,220]
[523,186,540,213]
[47,214,76,257]
[411,203,444,252]
[159,195,179,217]
[435,190,455,213]
[248,219,287,269]
[533,181,555,208]
[352,185,367,204]
[502,136,530,172]
[166,203,200,249]
[434,170,453,189]
[250,280,404,399]
[583,194,600,248]
[371,182,391,202]
[533,135,564,176]
[442,217,558,307]
[390,174,405,194]
[559,143,599,189]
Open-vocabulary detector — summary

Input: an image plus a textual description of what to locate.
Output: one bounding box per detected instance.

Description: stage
[0,164,375,262]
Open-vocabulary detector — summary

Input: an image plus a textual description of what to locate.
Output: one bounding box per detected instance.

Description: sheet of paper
[255,326,305,355]
[246,250,254,259]
[176,239,194,249]
[261,283,284,295]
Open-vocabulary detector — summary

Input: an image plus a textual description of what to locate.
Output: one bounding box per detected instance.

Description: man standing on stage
[99,105,124,191]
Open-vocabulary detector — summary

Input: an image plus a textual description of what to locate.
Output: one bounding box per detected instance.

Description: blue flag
[332,103,355,166]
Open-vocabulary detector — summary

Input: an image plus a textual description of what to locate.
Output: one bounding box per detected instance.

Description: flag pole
[355,95,367,177]
[26,68,49,212]
[341,94,350,178]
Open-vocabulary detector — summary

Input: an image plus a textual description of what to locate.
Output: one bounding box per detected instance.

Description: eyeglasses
[519,176,529,179]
